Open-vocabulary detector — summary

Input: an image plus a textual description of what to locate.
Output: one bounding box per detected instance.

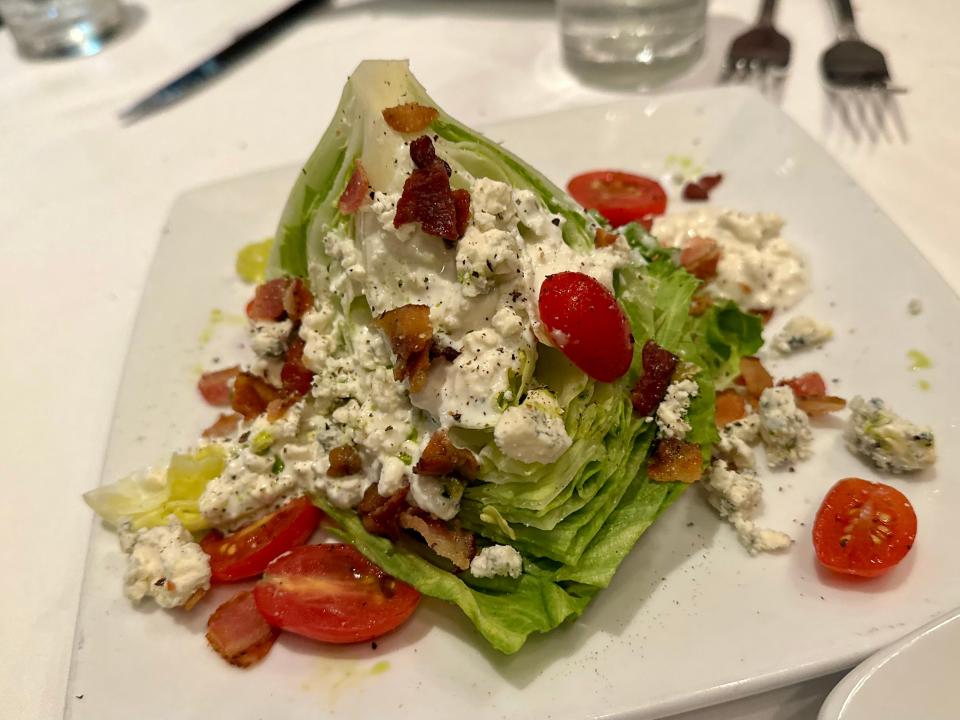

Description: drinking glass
[0,0,123,59]
[558,0,707,86]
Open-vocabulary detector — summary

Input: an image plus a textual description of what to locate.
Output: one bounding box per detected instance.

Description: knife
[119,0,324,123]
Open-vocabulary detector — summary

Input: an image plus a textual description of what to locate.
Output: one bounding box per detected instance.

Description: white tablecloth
[2,1,958,717]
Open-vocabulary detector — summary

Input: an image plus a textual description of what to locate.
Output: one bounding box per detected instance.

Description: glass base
[563,36,704,89]
[10,7,122,59]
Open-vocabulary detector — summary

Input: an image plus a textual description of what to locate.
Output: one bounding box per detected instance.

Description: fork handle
[829,0,860,38]
[758,0,778,26]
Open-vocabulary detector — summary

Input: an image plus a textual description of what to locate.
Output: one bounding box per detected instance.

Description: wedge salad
[84,60,936,665]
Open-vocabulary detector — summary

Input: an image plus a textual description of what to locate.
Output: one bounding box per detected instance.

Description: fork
[820,0,901,90]
[722,0,791,81]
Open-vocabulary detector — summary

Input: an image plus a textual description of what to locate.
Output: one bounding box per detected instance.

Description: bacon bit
[198,366,240,406]
[679,236,721,280]
[282,278,314,321]
[394,136,466,242]
[796,395,847,416]
[414,430,478,481]
[357,486,409,539]
[280,336,314,397]
[715,389,747,427]
[779,372,827,399]
[265,395,299,422]
[374,304,434,392]
[231,372,282,420]
[751,308,775,325]
[399,509,476,571]
[688,293,714,317]
[206,591,279,668]
[429,343,461,363]
[647,439,703,483]
[246,278,289,321]
[202,412,243,439]
[739,356,774,400]
[337,161,371,214]
[682,173,724,202]
[631,340,678,417]
[594,227,620,248]
[328,445,363,478]
[452,188,471,239]
[382,103,439,134]
[182,587,207,611]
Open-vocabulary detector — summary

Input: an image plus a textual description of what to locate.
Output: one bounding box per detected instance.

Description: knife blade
[119,0,324,123]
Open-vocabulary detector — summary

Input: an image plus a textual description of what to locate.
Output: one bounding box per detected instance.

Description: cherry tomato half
[538,271,633,382]
[253,544,420,644]
[813,478,917,578]
[567,170,667,228]
[202,497,321,583]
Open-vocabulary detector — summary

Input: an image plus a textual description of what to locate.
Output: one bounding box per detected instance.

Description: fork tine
[868,90,893,143]
[851,89,878,143]
[826,89,861,143]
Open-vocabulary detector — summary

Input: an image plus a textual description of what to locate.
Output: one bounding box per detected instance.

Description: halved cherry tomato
[779,372,827,398]
[253,544,420,644]
[538,271,633,382]
[202,497,321,583]
[813,478,917,578]
[567,171,667,228]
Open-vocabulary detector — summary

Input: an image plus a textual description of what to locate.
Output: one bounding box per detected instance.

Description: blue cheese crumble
[758,386,812,467]
[119,517,211,608]
[703,461,792,555]
[656,379,699,440]
[844,396,936,473]
[493,388,572,464]
[771,316,833,355]
[469,544,523,578]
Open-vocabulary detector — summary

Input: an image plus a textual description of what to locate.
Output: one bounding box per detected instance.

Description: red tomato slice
[253,544,420,644]
[779,372,827,398]
[567,171,667,228]
[813,478,917,578]
[538,271,634,382]
[202,497,321,583]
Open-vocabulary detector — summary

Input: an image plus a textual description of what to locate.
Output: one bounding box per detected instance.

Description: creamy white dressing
[653,208,808,312]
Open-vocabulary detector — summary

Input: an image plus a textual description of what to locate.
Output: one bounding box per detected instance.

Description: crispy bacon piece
[231,372,282,420]
[631,340,678,417]
[679,236,721,281]
[688,292,714,317]
[198,366,240,406]
[282,278,314,321]
[699,173,724,192]
[778,372,846,416]
[265,395,299,422]
[715,389,747,427]
[280,336,314,397]
[751,308,774,325]
[414,430,478,481]
[357,486,409,539]
[206,591,279,668]
[399,509,476,571]
[595,227,620,248]
[327,444,363,478]
[382,103,439,134]
[337,161,371,214]
[738,356,774,401]
[430,343,461,362]
[796,395,847,416]
[682,173,723,202]
[647,439,703,483]
[394,136,466,242]
[202,412,243,439]
[374,304,434,392]
[246,278,289,321]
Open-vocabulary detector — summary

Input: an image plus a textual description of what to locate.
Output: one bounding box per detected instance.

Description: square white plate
[66,87,960,720]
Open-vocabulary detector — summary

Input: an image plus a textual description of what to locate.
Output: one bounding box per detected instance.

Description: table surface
[2,1,958,718]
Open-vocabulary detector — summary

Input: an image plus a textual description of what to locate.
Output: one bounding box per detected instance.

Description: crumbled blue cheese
[716,413,760,469]
[493,388,572,464]
[771,316,833,354]
[656,379,699,439]
[469,544,523,578]
[409,474,463,520]
[758,386,812,467]
[653,209,808,312]
[455,227,521,297]
[844,396,936,473]
[119,517,211,608]
[703,461,792,555]
[378,455,408,496]
[250,319,293,357]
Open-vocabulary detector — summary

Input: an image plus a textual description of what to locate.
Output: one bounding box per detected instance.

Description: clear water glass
[558,0,707,86]
[0,0,123,59]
